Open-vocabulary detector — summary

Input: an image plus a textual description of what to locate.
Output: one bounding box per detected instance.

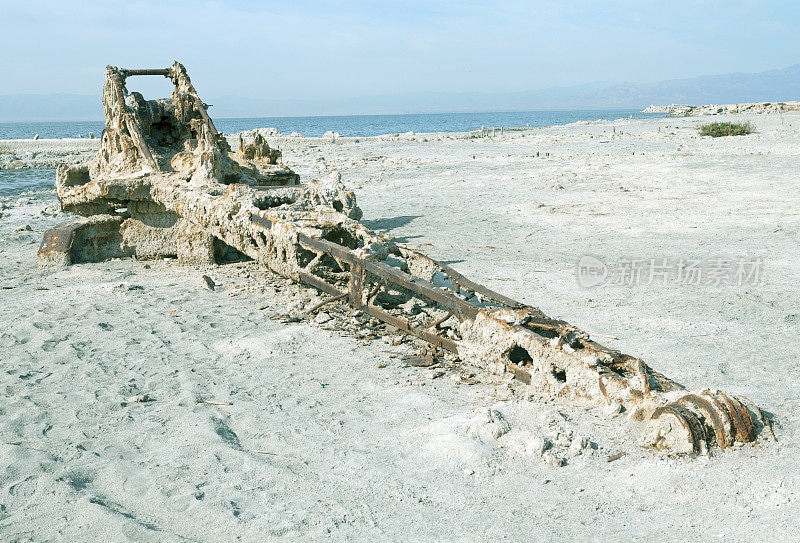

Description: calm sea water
[0,168,55,198]
[0,109,663,198]
[0,109,662,140]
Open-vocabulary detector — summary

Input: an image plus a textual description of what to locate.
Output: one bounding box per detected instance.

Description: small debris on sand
[200,275,216,291]
[607,451,627,462]
[201,399,233,406]
[403,355,437,367]
[247,449,280,456]
[123,394,151,405]
[313,311,332,324]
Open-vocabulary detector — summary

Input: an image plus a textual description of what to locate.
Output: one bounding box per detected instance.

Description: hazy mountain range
[2,64,799,122]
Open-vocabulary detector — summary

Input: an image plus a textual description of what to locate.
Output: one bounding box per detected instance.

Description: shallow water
[0,168,55,197]
[0,109,664,139]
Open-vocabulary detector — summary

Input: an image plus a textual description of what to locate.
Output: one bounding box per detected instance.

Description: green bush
[699,122,754,137]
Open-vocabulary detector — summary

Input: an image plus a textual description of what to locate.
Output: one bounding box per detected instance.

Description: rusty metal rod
[298,272,345,298]
[124,115,159,172]
[123,68,171,76]
[304,291,348,315]
[364,303,459,352]
[439,262,524,309]
[426,311,454,330]
[366,279,385,304]
[194,98,220,136]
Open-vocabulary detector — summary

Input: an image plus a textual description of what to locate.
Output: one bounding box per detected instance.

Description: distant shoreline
[642,100,800,116]
[0,108,660,140]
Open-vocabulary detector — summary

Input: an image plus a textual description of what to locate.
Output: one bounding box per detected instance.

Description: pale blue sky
[2,0,799,99]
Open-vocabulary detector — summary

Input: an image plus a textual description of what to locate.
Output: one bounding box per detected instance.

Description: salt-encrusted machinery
[39,63,770,455]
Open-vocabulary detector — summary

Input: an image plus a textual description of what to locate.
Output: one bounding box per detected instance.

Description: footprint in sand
[211,416,243,451]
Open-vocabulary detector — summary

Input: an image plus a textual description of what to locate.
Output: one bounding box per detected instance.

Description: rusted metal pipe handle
[123,68,171,77]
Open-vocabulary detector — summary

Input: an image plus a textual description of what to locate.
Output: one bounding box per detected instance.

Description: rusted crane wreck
[39,63,770,455]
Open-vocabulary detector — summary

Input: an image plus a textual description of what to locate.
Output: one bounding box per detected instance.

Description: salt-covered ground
[1,113,799,541]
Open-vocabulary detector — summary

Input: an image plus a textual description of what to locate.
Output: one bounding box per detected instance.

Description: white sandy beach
[1,113,799,541]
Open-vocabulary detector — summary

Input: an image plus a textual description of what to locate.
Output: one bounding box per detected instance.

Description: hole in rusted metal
[506,345,533,366]
[214,238,251,264]
[322,227,359,249]
[253,195,294,210]
[62,166,90,187]
[148,115,181,147]
[295,246,316,268]
[324,254,344,272]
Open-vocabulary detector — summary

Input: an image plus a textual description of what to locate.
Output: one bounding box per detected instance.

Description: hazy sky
[2,0,799,99]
